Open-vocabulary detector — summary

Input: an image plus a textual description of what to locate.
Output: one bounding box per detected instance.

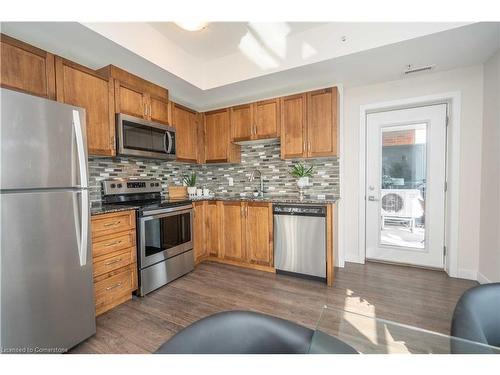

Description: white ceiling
[148,22,326,61]
[82,22,470,89]
[1,22,499,111]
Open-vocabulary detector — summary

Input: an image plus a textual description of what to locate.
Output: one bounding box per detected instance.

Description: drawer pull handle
[104,221,121,227]
[104,258,122,266]
[105,240,122,247]
[106,282,123,291]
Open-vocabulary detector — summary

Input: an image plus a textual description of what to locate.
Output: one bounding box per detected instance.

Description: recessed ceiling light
[174,22,209,32]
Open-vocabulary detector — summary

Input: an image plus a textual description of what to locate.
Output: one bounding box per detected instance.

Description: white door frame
[357,92,461,277]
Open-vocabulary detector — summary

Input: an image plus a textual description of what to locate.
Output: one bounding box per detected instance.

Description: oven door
[139,206,193,269]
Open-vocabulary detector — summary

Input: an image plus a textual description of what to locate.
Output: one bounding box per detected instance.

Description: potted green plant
[183,172,197,196]
[290,163,314,189]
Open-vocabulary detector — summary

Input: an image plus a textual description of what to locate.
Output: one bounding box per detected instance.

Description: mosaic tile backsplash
[88,140,339,205]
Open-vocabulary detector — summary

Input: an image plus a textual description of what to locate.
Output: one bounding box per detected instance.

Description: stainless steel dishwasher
[273,204,327,281]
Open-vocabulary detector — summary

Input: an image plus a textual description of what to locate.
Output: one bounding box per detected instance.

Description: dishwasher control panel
[273,204,326,217]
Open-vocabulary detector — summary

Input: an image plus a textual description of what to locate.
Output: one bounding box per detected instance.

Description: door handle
[368,196,379,201]
[104,258,122,266]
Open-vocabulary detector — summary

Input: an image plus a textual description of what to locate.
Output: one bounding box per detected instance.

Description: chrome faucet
[248,169,265,197]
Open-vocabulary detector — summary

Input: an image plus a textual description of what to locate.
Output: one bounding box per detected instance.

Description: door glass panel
[380,124,427,249]
[123,121,152,151]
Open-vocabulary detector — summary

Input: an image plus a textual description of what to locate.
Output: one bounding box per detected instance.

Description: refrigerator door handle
[79,189,89,267]
[72,109,88,188]
[72,109,89,266]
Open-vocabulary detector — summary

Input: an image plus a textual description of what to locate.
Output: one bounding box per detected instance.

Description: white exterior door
[365,104,447,268]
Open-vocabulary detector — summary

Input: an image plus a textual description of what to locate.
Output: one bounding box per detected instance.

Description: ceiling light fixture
[174,22,209,32]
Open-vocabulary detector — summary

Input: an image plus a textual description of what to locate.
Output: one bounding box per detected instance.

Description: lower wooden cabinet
[246,202,274,266]
[193,201,207,262]
[206,201,221,258]
[91,209,138,316]
[221,201,246,262]
[194,200,273,269]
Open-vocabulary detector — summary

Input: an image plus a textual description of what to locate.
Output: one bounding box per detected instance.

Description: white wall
[478,50,500,283]
[342,66,484,280]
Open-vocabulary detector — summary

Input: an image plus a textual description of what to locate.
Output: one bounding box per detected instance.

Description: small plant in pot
[183,172,197,196]
[290,163,314,189]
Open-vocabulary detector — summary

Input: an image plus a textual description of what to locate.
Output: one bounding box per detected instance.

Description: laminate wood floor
[70,261,477,354]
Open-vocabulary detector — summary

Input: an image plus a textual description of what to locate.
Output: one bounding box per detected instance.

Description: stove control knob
[117,183,122,188]
[155,183,160,187]
[150,182,154,187]
[110,183,116,188]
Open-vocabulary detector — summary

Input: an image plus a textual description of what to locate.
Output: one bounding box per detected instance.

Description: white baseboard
[344,254,365,264]
[457,268,477,281]
[476,271,492,284]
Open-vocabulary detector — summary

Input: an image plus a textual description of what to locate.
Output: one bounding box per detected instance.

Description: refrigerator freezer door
[0,190,95,352]
[0,88,88,190]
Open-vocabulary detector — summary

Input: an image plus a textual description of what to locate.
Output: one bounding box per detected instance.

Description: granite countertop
[190,194,339,205]
[91,194,339,215]
[90,204,141,216]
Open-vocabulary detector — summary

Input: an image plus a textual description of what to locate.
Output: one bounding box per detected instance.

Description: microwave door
[150,127,167,153]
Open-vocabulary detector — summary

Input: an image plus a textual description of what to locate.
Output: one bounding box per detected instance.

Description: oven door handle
[140,207,193,220]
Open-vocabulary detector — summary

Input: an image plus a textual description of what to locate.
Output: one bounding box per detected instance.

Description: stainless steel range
[102,178,194,296]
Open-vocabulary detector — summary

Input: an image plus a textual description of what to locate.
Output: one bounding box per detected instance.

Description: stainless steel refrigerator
[0,88,95,353]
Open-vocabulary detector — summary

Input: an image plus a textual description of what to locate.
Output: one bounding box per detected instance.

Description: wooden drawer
[94,265,135,316]
[93,231,135,258]
[93,249,134,278]
[92,210,135,239]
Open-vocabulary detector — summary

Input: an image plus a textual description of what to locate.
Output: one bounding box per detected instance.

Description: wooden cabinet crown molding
[96,64,168,100]
[0,33,56,99]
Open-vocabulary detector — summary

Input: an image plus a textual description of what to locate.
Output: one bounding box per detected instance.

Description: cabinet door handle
[104,220,121,227]
[106,282,123,291]
[104,258,122,266]
[105,240,122,247]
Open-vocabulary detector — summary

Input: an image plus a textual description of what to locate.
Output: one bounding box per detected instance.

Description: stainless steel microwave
[116,113,176,160]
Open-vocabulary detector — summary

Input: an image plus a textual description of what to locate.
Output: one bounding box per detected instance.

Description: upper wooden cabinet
[254,99,280,139]
[170,102,204,163]
[307,87,338,157]
[231,103,253,141]
[97,65,170,126]
[230,98,280,142]
[55,57,115,157]
[281,87,338,159]
[280,93,307,159]
[0,34,55,99]
[204,108,241,163]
